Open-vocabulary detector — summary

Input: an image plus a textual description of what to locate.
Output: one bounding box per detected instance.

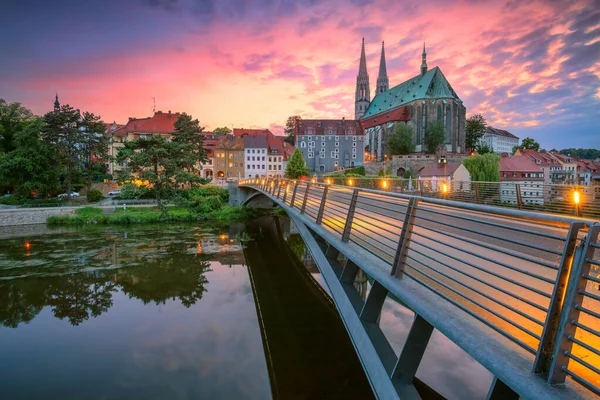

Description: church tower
[54,93,60,113]
[376,41,389,95]
[420,42,428,75]
[355,38,370,120]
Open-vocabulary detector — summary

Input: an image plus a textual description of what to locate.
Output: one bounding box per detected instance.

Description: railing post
[515,183,523,209]
[277,180,283,198]
[300,183,310,214]
[391,197,419,277]
[547,224,600,385]
[282,182,289,203]
[315,185,329,225]
[474,181,481,204]
[419,180,424,197]
[533,222,585,376]
[341,189,360,242]
[290,182,299,208]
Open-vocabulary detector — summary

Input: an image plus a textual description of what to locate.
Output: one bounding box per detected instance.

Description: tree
[514,137,540,153]
[0,99,35,153]
[284,115,301,145]
[387,124,415,154]
[116,113,209,212]
[172,113,209,187]
[0,117,59,196]
[465,114,487,152]
[213,127,231,135]
[42,105,85,199]
[463,153,500,182]
[81,112,109,189]
[424,120,445,153]
[285,148,310,179]
[476,142,493,155]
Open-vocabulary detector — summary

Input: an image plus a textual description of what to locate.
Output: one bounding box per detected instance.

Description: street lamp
[574,190,581,216]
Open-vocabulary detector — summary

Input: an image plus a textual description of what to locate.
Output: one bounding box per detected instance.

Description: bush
[86,188,104,202]
[193,195,223,214]
[119,183,155,200]
[185,185,229,203]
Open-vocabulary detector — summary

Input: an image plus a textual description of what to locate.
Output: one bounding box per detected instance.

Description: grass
[47,205,268,225]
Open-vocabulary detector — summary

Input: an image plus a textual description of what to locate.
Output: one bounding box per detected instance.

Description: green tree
[476,142,493,155]
[172,113,209,187]
[463,153,500,182]
[424,120,445,153]
[514,137,540,153]
[465,114,487,152]
[43,105,85,199]
[0,99,35,153]
[284,115,301,145]
[387,124,415,154]
[81,112,109,189]
[213,127,231,135]
[0,117,59,197]
[285,148,310,179]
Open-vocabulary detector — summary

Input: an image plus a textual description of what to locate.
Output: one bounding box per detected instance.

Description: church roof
[363,67,461,119]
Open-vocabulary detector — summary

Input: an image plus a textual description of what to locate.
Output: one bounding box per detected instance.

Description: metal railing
[314,176,600,220]
[240,177,600,396]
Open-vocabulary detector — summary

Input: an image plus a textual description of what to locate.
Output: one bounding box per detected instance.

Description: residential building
[548,152,578,185]
[233,128,272,137]
[243,135,268,178]
[215,136,244,180]
[479,126,519,154]
[514,149,560,185]
[499,155,545,205]
[201,133,218,178]
[359,41,466,160]
[417,162,471,182]
[294,118,364,173]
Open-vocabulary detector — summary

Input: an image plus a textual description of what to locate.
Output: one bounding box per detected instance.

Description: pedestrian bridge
[236,178,600,400]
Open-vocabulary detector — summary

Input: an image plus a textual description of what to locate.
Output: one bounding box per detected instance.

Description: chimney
[129,117,134,121]
[156,110,162,114]
[168,110,171,114]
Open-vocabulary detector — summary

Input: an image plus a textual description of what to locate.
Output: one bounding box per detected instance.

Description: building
[294,118,365,172]
[215,136,244,180]
[110,111,180,176]
[233,128,272,137]
[418,162,471,182]
[479,126,519,154]
[499,155,545,205]
[547,152,578,185]
[513,149,560,185]
[358,41,466,160]
[243,135,268,178]
[201,133,219,178]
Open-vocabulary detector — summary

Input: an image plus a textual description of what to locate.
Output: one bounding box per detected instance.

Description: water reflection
[0,225,243,328]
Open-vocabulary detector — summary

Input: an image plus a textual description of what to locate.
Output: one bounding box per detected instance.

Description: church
[356,39,466,161]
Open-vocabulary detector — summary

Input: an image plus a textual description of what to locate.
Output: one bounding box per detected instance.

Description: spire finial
[420,42,428,75]
[376,39,389,94]
[54,92,60,112]
[358,37,368,76]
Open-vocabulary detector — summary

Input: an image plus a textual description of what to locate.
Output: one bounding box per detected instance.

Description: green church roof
[362,67,462,119]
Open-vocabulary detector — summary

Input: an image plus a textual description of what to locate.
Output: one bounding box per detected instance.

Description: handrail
[239,177,600,397]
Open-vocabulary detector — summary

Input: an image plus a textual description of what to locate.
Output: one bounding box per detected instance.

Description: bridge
[233,178,600,400]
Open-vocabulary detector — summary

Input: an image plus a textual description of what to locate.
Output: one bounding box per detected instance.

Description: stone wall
[365,153,469,177]
[0,207,76,226]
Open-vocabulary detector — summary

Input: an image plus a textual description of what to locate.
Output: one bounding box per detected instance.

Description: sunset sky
[1,0,598,149]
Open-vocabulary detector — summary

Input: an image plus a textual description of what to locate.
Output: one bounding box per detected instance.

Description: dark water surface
[0,219,373,400]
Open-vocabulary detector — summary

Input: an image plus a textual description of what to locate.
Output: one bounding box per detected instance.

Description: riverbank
[46,205,266,225]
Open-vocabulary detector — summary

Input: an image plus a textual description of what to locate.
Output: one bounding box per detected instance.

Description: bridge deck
[239,179,599,400]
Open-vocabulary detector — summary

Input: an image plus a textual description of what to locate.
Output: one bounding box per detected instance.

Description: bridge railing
[240,177,600,396]
[312,176,600,219]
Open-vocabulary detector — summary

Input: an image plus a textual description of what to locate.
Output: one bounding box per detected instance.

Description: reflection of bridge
[236,178,600,399]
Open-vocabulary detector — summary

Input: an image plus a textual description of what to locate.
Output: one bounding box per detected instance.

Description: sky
[1,0,599,149]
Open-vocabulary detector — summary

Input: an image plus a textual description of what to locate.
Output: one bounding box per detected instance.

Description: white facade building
[243,135,268,178]
[479,126,519,154]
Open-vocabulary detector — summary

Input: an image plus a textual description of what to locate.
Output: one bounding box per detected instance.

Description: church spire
[355,37,371,120]
[420,42,428,75]
[376,41,389,94]
[54,93,60,113]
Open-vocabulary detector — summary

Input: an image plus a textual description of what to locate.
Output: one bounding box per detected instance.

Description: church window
[437,105,442,121]
[416,106,422,144]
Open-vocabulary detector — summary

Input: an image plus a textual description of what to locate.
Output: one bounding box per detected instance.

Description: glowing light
[348,179,354,186]
[220,234,227,240]
[442,183,448,193]
[311,178,316,184]
[382,180,388,189]
[24,242,31,250]
[574,191,580,204]
[326,179,331,184]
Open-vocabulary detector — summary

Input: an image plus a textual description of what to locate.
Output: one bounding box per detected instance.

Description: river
[0,216,492,399]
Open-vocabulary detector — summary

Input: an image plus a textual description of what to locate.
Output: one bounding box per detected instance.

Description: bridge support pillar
[486,377,519,400]
[360,281,388,323]
[391,314,433,384]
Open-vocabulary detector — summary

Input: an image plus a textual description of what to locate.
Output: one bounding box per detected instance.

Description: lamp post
[574,189,581,217]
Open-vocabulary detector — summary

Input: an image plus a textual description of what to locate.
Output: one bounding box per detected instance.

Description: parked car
[58,192,79,199]
[108,189,121,196]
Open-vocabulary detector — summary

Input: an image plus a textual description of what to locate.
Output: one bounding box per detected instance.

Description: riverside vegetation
[47,185,265,225]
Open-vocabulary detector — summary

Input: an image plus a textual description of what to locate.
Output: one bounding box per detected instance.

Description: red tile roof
[112,111,180,136]
[361,106,410,130]
[233,128,272,137]
[418,163,462,177]
[296,119,364,135]
[500,156,542,173]
[486,126,518,139]
[515,149,558,166]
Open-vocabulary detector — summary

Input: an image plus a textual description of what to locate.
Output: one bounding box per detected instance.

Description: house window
[353,136,357,141]
[334,162,338,167]
[335,136,339,141]
[352,142,357,147]
[335,142,339,147]
[308,152,314,158]
[300,142,306,148]
[229,162,233,168]
[321,136,325,140]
